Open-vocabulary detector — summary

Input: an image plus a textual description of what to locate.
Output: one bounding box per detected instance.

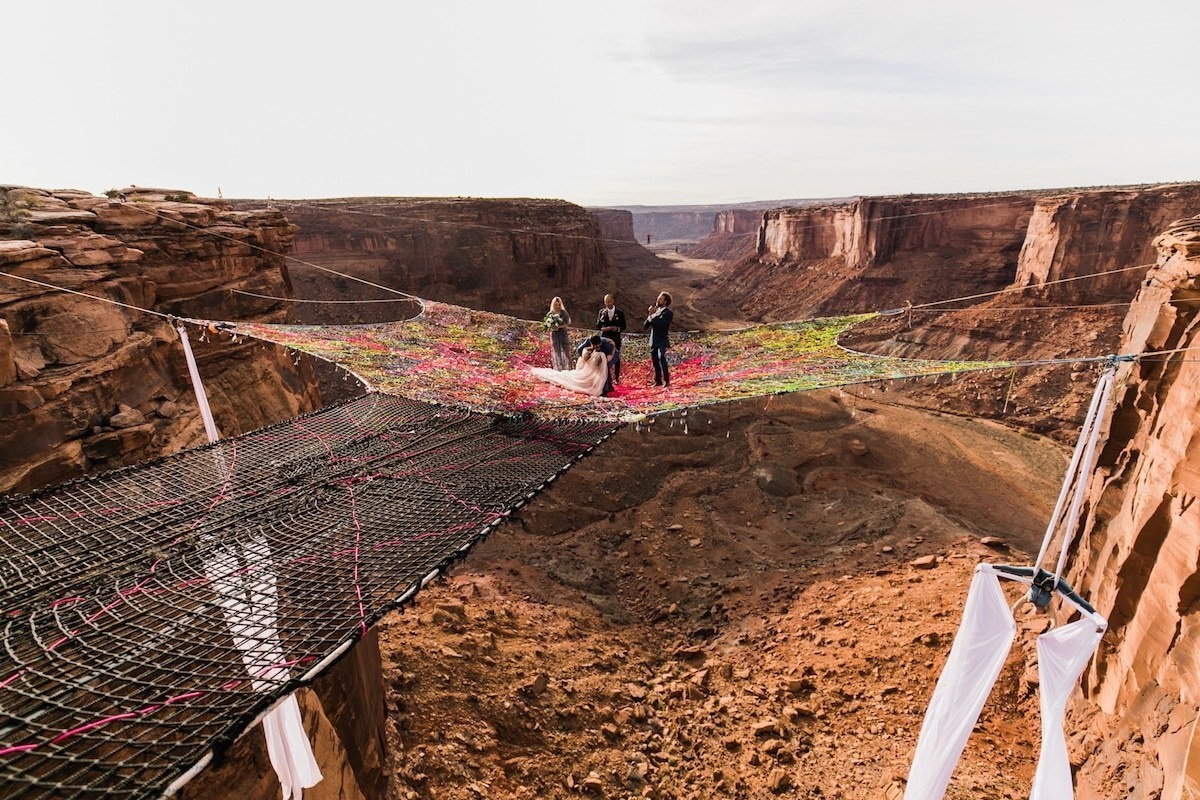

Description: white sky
[6,0,1198,206]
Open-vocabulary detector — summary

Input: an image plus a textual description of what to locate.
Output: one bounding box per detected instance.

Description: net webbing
[230,301,1009,420]
[0,394,616,799]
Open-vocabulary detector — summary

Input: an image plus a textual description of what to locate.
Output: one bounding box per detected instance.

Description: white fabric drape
[904,569,1016,800]
[530,349,609,395]
[1029,619,1104,800]
[176,325,220,443]
[262,694,323,800]
[179,322,322,799]
[205,539,323,800]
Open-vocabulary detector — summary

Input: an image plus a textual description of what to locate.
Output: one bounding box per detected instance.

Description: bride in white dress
[530,345,610,396]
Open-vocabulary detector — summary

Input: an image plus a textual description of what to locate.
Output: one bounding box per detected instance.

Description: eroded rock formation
[0,185,321,493]
[686,208,762,260]
[1014,184,1200,302]
[1064,215,1200,800]
[588,208,636,244]
[701,184,1200,323]
[246,198,613,323]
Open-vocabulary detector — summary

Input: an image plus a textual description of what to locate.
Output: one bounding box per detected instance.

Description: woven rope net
[2,298,1009,798]
[1,394,616,799]
[233,300,1006,420]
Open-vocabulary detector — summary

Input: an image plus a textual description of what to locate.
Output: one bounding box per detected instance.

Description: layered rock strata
[0,186,321,493]
[1014,184,1200,302]
[686,209,762,260]
[1064,215,1200,800]
[248,198,613,323]
[588,208,636,244]
[703,184,1200,323]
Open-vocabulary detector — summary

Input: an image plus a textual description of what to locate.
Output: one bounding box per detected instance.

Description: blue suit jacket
[644,307,673,349]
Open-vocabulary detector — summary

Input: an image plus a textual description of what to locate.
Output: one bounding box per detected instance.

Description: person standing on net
[544,296,572,371]
[596,293,626,384]
[643,291,673,388]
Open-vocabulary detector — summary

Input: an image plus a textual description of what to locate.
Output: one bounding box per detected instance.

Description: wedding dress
[530,349,609,396]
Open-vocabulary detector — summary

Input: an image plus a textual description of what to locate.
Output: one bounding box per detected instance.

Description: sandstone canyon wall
[702,184,1200,324]
[709,193,1039,320]
[628,210,717,244]
[1062,215,1200,800]
[0,186,390,800]
[686,208,762,260]
[588,208,636,244]
[247,198,613,323]
[0,186,323,493]
[1014,184,1200,302]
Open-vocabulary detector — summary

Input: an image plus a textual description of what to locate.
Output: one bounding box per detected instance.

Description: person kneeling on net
[576,335,615,396]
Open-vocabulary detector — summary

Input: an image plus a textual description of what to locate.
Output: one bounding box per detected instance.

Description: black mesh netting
[0,393,617,799]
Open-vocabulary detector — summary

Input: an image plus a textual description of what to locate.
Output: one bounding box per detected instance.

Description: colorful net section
[0,394,617,800]
[233,301,1009,420]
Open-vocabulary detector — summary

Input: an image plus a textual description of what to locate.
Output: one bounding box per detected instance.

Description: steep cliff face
[0,186,321,493]
[629,210,717,243]
[686,209,762,260]
[1063,216,1200,800]
[1014,184,1200,302]
[251,198,612,322]
[588,208,636,244]
[710,193,1037,320]
[706,185,1200,324]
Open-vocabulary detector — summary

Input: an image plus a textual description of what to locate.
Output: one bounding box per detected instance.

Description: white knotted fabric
[204,539,323,800]
[176,324,221,443]
[904,568,1017,800]
[1029,619,1105,800]
[179,323,322,799]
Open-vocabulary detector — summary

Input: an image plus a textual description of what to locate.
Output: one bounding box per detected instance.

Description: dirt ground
[608,248,747,331]
[378,391,1071,799]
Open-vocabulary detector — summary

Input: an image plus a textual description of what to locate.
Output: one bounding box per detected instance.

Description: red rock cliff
[249,198,613,322]
[1063,215,1200,800]
[686,209,763,260]
[1014,184,1200,302]
[706,185,1200,324]
[0,186,322,493]
[588,208,636,244]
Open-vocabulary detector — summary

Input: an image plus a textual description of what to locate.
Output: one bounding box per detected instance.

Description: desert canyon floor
[378,384,1072,800]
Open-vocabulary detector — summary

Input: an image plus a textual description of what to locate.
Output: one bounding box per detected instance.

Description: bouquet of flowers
[542,311,565,331]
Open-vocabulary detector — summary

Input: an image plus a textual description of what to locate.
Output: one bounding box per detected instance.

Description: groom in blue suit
[643,291,673,387]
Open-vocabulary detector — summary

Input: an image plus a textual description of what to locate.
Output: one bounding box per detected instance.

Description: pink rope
[1,657,315,756]
[346,486,368,636]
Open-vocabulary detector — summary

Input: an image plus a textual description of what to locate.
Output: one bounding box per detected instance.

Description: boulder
[108,403,146,428]
[755,464,798,496]
[81,423,154,461]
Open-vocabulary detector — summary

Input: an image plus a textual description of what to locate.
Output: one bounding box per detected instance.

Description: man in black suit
[576,334,615,396]
[596,294,626,384]
[643,291,673,388]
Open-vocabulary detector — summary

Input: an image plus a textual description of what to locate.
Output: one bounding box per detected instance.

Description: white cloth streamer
[176,325,220,443]
[180,322,322,800]
[904,569,1016,800]
[1029,619,1105,800]
[205,539,322,799]
[262,694,323,800]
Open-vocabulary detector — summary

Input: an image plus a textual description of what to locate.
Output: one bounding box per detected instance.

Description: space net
[1,296,1014,799]
[231,301,1006,421]
[0,393,616,799]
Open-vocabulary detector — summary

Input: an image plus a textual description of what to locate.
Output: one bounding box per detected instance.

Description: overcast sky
[6,1,1198,206]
